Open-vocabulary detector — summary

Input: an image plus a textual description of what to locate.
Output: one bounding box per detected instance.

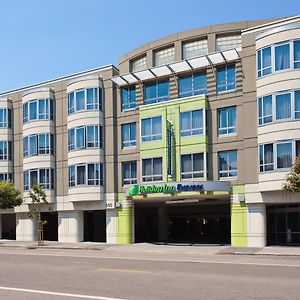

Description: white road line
[0,250,299,268]
[0,286,126,300]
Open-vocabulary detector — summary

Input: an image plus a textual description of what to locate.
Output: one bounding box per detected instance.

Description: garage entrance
[84,210,106,242]
[135,201,230,244]
[1,214,16,240]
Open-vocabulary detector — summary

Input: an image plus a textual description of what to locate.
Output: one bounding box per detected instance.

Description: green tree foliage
[283,156,300,193]
[0,181,22,210]
[28,184,51,246]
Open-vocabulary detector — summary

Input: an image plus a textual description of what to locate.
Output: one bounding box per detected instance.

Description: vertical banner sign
[167,121,173,178]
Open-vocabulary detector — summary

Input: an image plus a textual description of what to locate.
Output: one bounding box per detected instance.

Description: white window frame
[180,109,205,137]
[122,123,136,148]
[142,157,163,182]
[218,150,238,178]
[217,106,237,136]
[180,152,206,180]
[122,161,137,186]
[141,116,162,143]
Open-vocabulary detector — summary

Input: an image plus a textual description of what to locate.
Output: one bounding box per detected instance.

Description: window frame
[121,86,136,110]
[122,123,136,148]
[181,153,205,179]
[141,116,162,142]
[178,72,207,98]
[142,157,163,182]
[144,80,170,105]
[216,64,236,94]
[180,109,204,137]
[217,106,237,136]
[122,161,137,186]
[23,168,54,190]
[218,150,238,178]
[23,99,53,123]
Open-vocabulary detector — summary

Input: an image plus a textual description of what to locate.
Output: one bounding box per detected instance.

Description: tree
[0,181,22,210]
[28,184,51,246]
[283,156,300,193]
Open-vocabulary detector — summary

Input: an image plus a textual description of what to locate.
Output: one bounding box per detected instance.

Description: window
[68,87,102,114]
[183,39,208,60]
[181,153,204,179]
[122,161,137,185]
[218,106,236,135]
[23,99,54,123]
[216,64,236,93]
[0,141,12,160]
[121,86,136,110]
[131,56,147,72]
[275,93,291,120]
[178,73,207,98]
[218,150,237,178]
[144,81,169,104]
[0,109,11,128]
[277,142,292,169]
[294,40,300,69]
[68,125,102,151]
[180,110,203,137]
[141,116,162,142]
[142,157,162,182]
[154,47,175,66]
[23,168,54,190]
[295,91,300,119]
[259,144,274,172]
[122,123,136,148]
[275,43,290,71]
[258,95,272,125]
[257,47,272,78]
[68,163,103,187]
[23,134,54,157]
[0,173,12,182]
[216,35,241,51]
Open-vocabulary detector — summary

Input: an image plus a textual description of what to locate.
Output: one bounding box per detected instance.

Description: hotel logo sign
[127,181,231,196]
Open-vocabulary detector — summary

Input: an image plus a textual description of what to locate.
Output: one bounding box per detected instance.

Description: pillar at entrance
[247,203,266,248]
[16,213,38,241]
[116,199,134,244]
[157,206,168,242]
[58,211,83,243]
[106,209,117,244]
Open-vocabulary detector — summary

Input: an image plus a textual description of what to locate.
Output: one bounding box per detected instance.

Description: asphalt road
[0,248,299,300]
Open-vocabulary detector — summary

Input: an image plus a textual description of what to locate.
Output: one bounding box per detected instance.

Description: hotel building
[0,15,300,247]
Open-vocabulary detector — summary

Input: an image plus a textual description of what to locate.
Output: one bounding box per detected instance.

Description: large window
[142,157,163,182]
[216,64,236,93]
[0,109,12,128]
[258,90,300,125]
[0,173,13,182]
[277,142,292,169]
[275,43,290,71]
[258,95,272,125]
[141,116,162,142]
[257,47,272,78]
[68,125,103,151]
[216,35,241,51]
[121,86,136,110]
[276,93,291,120]
[68,163,103,187]
[182,39,208,59]
[122,123,136,148]
[218,106,236,135]
[154,47,175,67]
[0,141,12,160]
[178,73,207,98]
[131,56,147,72]
[122,161,137,185]
[23,99,53,123]
[180,109,203,137]
[68,87,101,114]
[181,153,204,179]
[259,143,274,172]
[218,150,237,178]
[23,134,54,157]
[144,81,169,104]
[257,40,300,78]
[23,168,54,190]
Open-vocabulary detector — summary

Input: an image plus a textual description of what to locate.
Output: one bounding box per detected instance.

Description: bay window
[68,87,102,115]
[0,109,12,128]
[275,43,290,71]
[259,144,274,172]
[258,95,272,125]
[23,134,54,157]
[23,99,54,123]
[0,141,12,160]
[24,168,54,190]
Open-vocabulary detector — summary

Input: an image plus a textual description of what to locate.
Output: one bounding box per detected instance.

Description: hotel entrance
[134,200,230,244]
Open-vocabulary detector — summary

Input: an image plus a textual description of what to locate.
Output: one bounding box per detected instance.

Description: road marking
[0,286,126,300]
[97,267,151,274]
[0,250,300,268]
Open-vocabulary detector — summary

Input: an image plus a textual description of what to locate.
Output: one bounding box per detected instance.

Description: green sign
[128,184,176,196]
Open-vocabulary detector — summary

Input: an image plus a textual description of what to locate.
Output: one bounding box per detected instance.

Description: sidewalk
[0,240,300,257]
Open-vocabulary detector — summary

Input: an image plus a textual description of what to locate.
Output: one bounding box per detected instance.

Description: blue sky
[0,0,299,92]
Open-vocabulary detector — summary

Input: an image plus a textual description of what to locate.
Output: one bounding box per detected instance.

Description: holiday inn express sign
[127,181,231,196]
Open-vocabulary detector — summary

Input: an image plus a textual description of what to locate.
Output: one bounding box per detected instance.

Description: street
[0,247,299,299]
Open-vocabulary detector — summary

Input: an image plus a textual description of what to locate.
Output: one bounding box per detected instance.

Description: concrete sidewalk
[0,240,300,257]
